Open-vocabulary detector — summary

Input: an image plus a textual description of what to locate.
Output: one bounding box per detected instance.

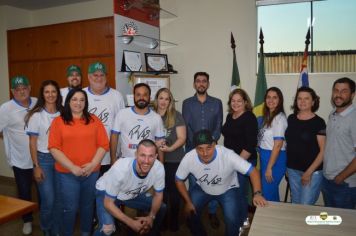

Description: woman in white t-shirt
[258,87,287,201]
[25,80,62,236]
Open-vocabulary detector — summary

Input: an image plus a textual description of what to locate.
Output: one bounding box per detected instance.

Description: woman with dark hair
[25,80,62,236]
[48,88,109,236]
[285,86,326,205]
[153,88,186,231]
[221,88,258,229]
[258,87,287,201]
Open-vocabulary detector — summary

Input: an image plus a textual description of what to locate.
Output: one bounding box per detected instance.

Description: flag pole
[298,29,311,88]
[230,32,240,89]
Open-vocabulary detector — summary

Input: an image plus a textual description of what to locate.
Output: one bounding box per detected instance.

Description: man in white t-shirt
[110,83,164,161]
[83,62,125,175]
[175,130,267,236]
[94,139,166,236]
[0,76,37,235]
[60,64,82,103]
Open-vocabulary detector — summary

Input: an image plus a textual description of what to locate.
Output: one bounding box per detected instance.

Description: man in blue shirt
[182,71,223,228]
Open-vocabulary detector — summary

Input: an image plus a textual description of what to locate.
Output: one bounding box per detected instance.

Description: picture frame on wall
[144,53,169,72]
[122,50,142,72]
[132,74,170,101]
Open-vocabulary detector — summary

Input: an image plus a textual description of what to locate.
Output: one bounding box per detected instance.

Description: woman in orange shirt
[49,88,109,236]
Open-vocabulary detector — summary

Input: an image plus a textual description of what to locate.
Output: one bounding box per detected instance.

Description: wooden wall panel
[7,28,35,61]
[36,59,82,88]
[7,17,115,98]
[81,18,114,57]
[34,23,82,59]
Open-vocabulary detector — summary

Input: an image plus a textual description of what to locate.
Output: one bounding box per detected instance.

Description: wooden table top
[0,195,37,224]
[249,201,356,236]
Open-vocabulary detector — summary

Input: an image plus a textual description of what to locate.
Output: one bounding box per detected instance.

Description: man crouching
[176,130,267,236]
[94,139,166,235]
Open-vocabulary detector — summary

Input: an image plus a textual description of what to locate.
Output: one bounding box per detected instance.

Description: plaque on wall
[145,53,169,72]
[122,50,142,72]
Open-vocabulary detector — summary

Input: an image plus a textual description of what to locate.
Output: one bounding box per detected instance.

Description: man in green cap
[83,61,125,176]
[60,64,82,102]
[175,129,267,236]
[0,75,37,234]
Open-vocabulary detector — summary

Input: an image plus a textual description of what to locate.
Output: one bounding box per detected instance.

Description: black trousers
[12,166,34,223]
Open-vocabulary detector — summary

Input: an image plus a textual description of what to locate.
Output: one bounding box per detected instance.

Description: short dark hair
[194,72,209,82]
[292,86,320,114]
[62,88,92,125]
[333,77,355,93]
[137,139,158,154]
[133,83,151,96]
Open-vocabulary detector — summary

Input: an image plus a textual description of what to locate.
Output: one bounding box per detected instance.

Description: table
[0,195,37,224]
[249,201,356,236]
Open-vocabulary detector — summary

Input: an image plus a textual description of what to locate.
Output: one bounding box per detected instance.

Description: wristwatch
[253,190,262,196]
[149,214,156,220]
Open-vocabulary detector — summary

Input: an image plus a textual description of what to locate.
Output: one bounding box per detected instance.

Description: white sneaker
[22,222,32,235]
[243,217,250,228]
[239,226,244,236]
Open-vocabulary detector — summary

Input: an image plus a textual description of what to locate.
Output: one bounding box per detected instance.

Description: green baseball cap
[193,129,215,147]
[66,65,82,77]
[11,75,30,89]
[88,62,107,74]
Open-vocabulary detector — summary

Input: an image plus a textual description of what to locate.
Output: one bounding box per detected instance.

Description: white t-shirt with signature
[84,87,125,165]
[111,107,164,158]
[176,145,253,195]
[96,157,164,200]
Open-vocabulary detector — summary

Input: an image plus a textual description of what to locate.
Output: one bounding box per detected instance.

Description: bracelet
[253,190,262,196]
[149,214,156,220]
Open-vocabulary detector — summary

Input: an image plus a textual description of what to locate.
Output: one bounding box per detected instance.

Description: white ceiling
[0,0,94,10]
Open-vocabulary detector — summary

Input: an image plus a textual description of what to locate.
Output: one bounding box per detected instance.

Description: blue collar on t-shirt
[197,148,217,164]
[131,106,151,115]
[132,159,148,179]
[88,86,110,95]
[13,98,32,108]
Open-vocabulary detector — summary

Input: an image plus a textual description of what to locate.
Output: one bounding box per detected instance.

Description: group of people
[0,63,354,236]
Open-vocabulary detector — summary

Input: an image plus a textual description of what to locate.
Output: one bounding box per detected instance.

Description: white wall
[0,0,113,177]
[161,0,257,115]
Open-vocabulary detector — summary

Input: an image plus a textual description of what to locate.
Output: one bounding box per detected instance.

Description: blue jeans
[259,148,286,201]
[37,152,60,234]
[94,190,167,236]
[322,176,356,209]
[12,166,33,223]
[57,171,99,236]
[189,175,218,215]
[287,168,322,205]
[187,184,242,236]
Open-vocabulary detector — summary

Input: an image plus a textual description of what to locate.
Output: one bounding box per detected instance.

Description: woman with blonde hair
[153,88,186,231]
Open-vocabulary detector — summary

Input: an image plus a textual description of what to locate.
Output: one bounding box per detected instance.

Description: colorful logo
[122,21,138,35]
